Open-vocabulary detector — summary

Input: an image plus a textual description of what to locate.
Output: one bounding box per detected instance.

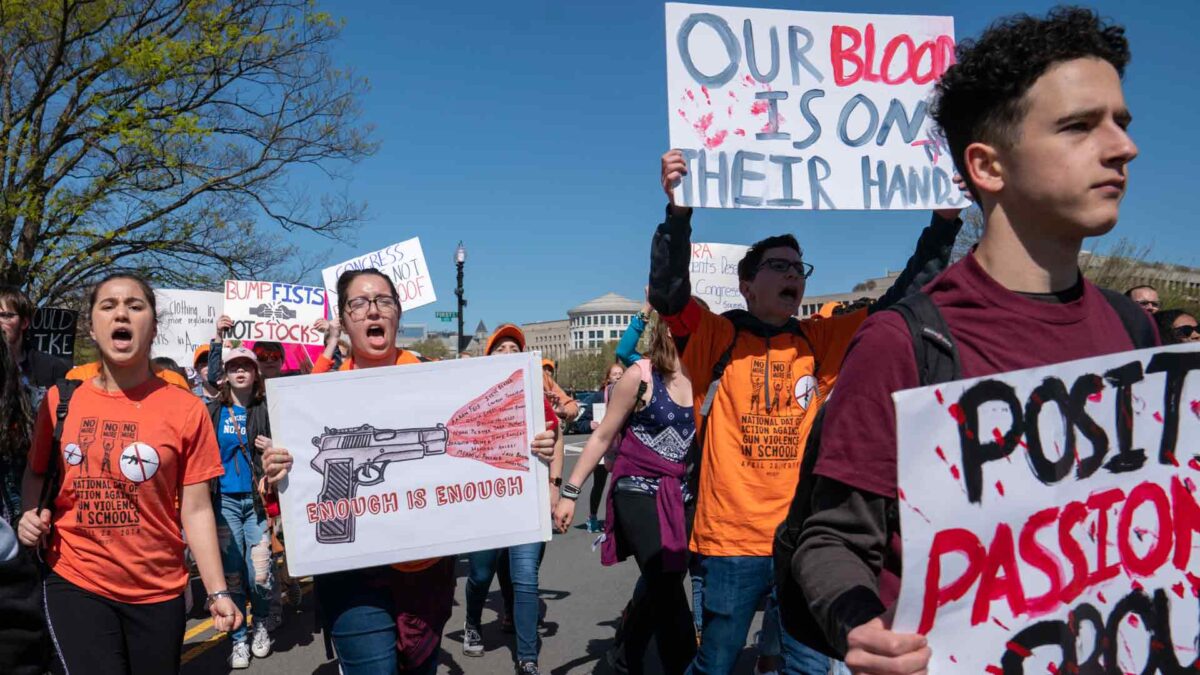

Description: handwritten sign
[691,242,748,313]
[29,308,77,357]
[665,3,963,210]
[153,290,221,365]
[267,352,551,576]
[893,345,1200,673]
[322,238,436,315]
[223,280,326,346]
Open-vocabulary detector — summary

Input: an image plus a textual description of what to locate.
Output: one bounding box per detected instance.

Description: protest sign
[892,345,1200,673]
[223,280,325,346]
[153,290,221,365]
[267,352,551,576]
[665,3,963,210]
[592,402,607,426]
[323,237,436,314]
[690,241,748,313]
[29,307,77,357]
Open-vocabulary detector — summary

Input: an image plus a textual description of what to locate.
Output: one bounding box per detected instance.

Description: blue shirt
[217,405,253,494]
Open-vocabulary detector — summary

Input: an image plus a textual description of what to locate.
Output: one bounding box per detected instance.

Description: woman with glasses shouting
[264,268,557,674]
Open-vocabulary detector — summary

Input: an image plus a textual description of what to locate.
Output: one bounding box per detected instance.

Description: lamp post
[455,241,467,357]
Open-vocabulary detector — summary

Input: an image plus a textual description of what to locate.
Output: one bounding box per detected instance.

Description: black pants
[589,464,609,518]
[0,549,49,675]
[44,573,185,675]
[612,491,696,675]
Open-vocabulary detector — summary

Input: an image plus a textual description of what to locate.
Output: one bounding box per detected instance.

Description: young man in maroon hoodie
[792,8,1153,674]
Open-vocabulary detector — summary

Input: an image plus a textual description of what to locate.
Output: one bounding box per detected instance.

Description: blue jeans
[215,493,273,644]
[687,555,832,675]
[465,542,544,663]
[689,554,704,633]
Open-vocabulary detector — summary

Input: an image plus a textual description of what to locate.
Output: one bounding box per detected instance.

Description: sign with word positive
[153,290,222,366]
[267,352,551,576]
[223,280,326,346]
[690,242,748,313]
[30,308,77,357]
[893,345,1200,673]
[323,238,437,315]
[665,3,963,210]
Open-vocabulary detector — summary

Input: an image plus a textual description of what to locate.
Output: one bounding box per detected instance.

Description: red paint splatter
[1186,572,1200,596]
[1152,640,1167,651]
[1097,590,1107,603]
[704,130,728,149]
[1128,615,1140,627]
[950,464,961,480]
[727,106,733,116]
[727,90,737,99]
[1006,641,1032,658]
[1088,391,1103,403]
[700,85,711,105]
[1188,459,1200,472]
[992,617,1010,631]
[677,109,688,120]
[1048,663,1059,675]
[1153,411,1164,423]
[934,446,947,463]
[996,481,1005,497]
[750,100,769,115]
[744,74,755,83]
[1172,582,1186,598]
[935,389,944,405]
[1164,451,1179,467]
[732,128,745,136]
[694,113,713,133]
[986,666,1003,675]
[1017,438,1028,449]
[1132,580,1144,592]
[1186,477,1197,493]
[992,427,1005,444]
[686,89,695,101]
[950,655,958,663]
[1190,399,1200,418]
[948,403,965,424]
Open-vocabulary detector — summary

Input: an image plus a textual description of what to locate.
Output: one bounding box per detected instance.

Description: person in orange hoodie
[262,270,557,675]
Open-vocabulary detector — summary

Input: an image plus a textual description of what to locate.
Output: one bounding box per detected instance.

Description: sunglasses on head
[254,351,282,363]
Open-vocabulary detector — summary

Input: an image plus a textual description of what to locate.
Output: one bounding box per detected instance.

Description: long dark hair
[0,338,33,461]
[1156,309,1196,346]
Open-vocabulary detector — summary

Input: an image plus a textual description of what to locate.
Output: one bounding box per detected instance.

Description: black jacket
[22,349,70,389]
[206,397,272,517]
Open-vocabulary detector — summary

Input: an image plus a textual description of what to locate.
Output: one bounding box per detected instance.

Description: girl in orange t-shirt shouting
[18,273,240,674]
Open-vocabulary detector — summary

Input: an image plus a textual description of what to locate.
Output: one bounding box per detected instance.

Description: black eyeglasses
[346,295,399,319]
[1174,325,1198,340]
[1137,299,1161,309]
[758,258,814,279]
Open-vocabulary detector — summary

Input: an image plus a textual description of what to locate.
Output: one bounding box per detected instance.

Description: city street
[180,436,768,674]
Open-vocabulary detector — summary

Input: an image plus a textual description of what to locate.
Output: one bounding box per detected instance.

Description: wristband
[560,482,582,501]
[207,590,232,603]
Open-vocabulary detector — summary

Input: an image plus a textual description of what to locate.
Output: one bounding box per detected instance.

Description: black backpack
[773,288,1156,656]
[36,379,82,518]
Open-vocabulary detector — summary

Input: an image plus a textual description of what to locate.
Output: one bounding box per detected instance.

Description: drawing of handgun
[310,423,449,544]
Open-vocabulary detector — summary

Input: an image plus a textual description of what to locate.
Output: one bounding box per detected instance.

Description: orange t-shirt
[312,350,437,572]
[30,378,223,603]
[672,301,866,557]
[66,361,191,391]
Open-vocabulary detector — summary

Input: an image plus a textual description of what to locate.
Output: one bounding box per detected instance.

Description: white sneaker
[251,622,273,659]
[230,641,251,669]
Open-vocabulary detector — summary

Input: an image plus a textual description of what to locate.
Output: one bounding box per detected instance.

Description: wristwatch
[550,476,562,487]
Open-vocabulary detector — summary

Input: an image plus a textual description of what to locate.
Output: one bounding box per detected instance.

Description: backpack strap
[631,359,652,412]
[38,379,82,515]
[887,292,961,386]
[697,326,741,450]
[1098,287,1157,349]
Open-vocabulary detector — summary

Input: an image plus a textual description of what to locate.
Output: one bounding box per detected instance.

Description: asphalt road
[181,435,767,674]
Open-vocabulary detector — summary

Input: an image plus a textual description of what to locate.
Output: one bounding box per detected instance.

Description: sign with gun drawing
[266,352,552,576]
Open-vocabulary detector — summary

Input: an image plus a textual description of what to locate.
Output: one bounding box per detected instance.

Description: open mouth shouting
[111,326,135,352]
[364,323,389,349]
[779,285,801,305]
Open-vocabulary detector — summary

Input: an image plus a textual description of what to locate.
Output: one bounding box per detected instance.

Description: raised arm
[615,302,650,367]
[649,150,696,319]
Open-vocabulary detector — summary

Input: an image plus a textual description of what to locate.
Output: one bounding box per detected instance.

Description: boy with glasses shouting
[648,151,967,673]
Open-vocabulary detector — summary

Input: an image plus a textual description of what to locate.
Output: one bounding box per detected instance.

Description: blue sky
[296,0,1198,331]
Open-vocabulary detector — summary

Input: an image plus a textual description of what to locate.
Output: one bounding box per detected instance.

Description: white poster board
[691,242,748,313]
[591,402,607,426]
[153,289,221,365]
[223,280,326,346]
[665,3,963,210]
[893,345,1200,673]
[323,237,437,314]
[267,352,552,576]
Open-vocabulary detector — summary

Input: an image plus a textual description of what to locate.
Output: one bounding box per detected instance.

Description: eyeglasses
[1174,325,1198,340]
[0,312,18,320]
[758,258,814,279]
[346,295,399,319]
[1137,300,1161,309]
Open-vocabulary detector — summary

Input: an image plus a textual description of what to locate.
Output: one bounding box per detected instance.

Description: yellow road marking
[181,582,312,665]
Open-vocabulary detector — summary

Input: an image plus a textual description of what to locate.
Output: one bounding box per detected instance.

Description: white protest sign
[690,241,747,313]
[223,280,326,346]
[592,402,607,426]
[665,3,963,210]
[893,345,1200,673]
[153,289,221,365]
[322,237,436,314]
[267,352,551,576]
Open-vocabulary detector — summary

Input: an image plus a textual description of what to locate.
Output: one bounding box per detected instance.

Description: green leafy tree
[407,337,450,361]
[555,341,619,392]
[0,0,376,306]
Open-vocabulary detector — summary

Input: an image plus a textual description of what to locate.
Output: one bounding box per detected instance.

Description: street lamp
[455,241,467,357]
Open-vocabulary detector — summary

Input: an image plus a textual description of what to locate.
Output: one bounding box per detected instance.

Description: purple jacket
[601,427,688,572]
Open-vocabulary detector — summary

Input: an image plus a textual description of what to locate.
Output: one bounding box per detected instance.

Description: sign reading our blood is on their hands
[892,345,1200,673]
[665,3,965,210]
